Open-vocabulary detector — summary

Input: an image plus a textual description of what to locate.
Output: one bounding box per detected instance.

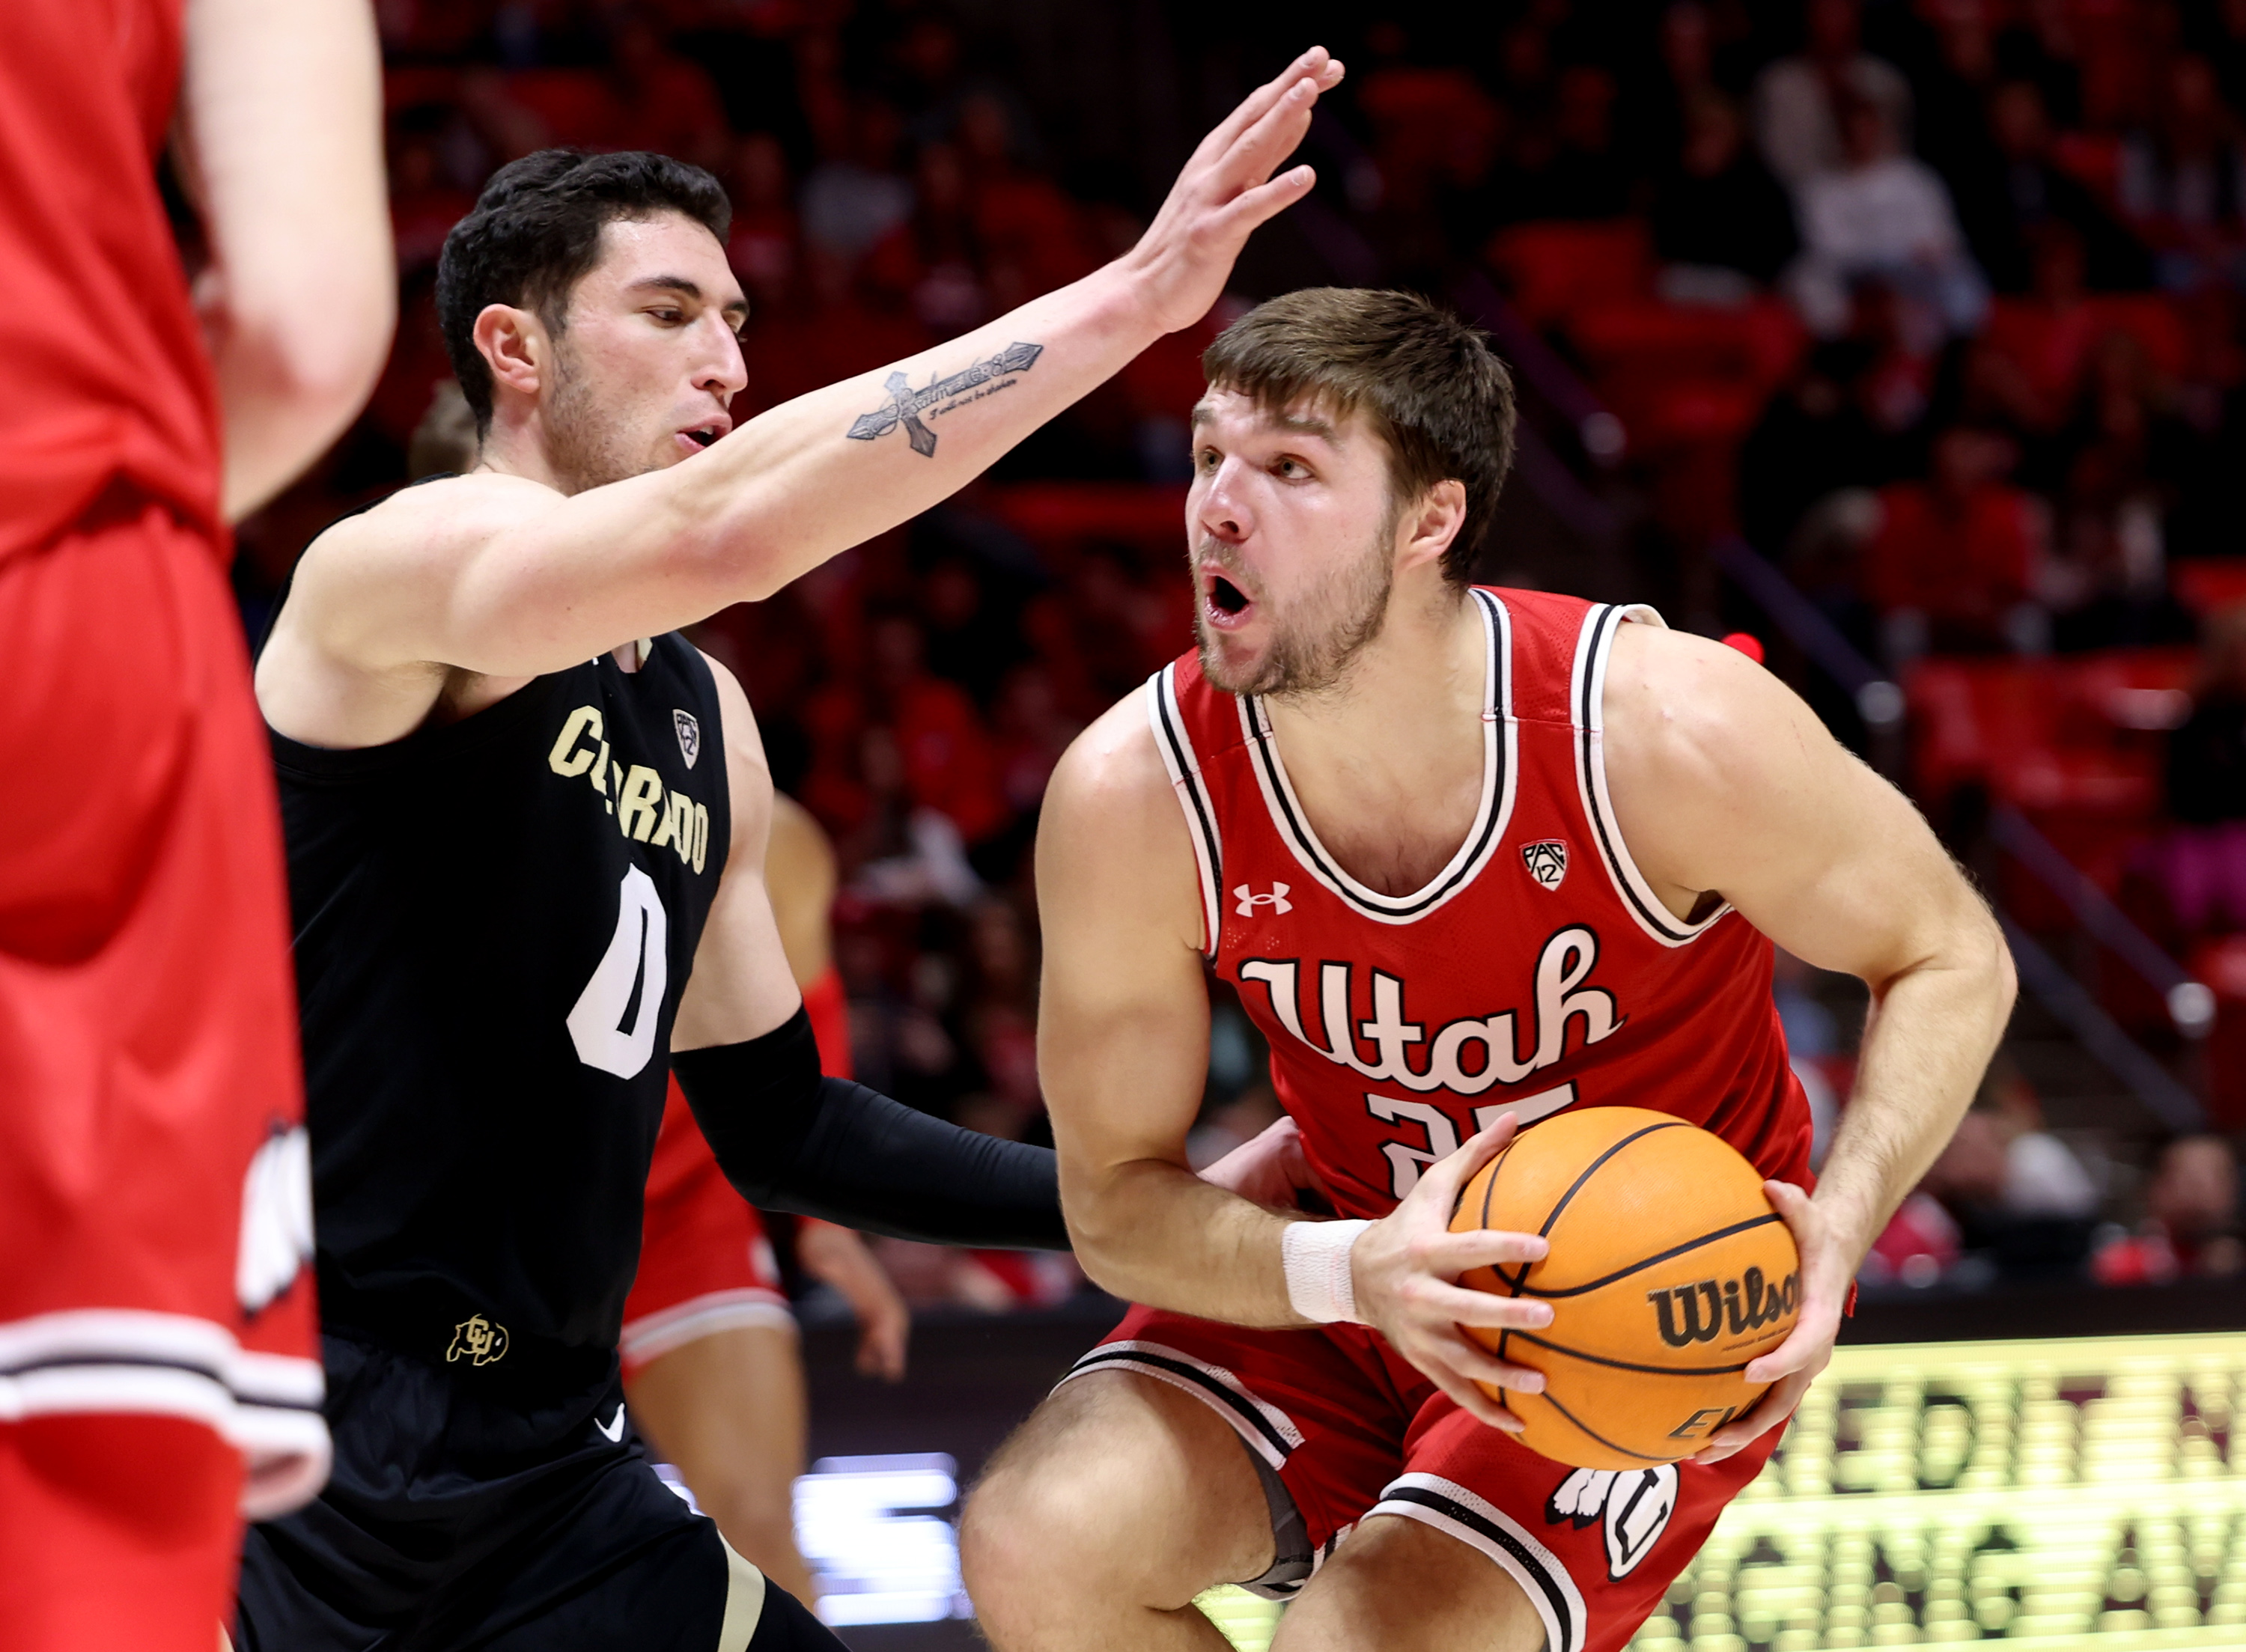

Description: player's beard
[542,338,651,495]
[1193,527,1396,700]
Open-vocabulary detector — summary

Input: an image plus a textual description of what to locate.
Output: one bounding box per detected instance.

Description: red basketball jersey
[1151,588,1811,1222]
[0,0,224,565]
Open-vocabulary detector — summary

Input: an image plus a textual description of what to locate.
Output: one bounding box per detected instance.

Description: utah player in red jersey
[959,290,2017,1651]
[0,1,390,1648]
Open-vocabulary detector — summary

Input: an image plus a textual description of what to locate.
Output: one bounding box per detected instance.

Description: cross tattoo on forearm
[845,342,1046,457]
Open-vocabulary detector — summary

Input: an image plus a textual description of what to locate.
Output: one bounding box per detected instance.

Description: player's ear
[474,303,548,406]
[1399,478,1467,574]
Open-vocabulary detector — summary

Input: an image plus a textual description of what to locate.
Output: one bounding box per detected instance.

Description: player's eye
[1195,448,1221,473]
[1274,457,1309,479]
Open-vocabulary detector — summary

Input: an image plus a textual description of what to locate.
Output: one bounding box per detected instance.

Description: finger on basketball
[1431,1368,1520,1431]
[1693,1368,1809,1462]
[1442,1336,1546,1395]
[1426,1225,1547,1274]
[1424,1281,1552,1330]
[1410,1115,1517,1213]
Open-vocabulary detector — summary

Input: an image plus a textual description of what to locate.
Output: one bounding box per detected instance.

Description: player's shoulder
[1047,683,1173,820]
[301,470,561,578]
[1604,618,1828,797]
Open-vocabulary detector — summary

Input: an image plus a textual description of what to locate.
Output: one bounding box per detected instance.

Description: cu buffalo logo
[1646,1265,1798,1348]
[447,1314,510,1367]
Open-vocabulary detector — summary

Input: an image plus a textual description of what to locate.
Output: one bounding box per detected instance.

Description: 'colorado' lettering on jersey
[1148,588,1812,1219]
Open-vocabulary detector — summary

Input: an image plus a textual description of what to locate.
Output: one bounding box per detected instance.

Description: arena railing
[1711,534,2210,1131]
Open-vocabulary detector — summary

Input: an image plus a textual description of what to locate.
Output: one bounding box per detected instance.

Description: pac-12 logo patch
[1522,839,1568,890]
[1547,1466,1678,1580]
[674,709,702,768]
[1234,883,1292,917]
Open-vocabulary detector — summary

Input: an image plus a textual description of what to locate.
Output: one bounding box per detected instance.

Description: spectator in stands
[867,611,1007,847]
[2156,603,2246,933]
[2094,1133,2245,1283]
[723,132,798,308]
[1866,424,2046,659]
[801,94,913,266]
[1649,93,1798,303]
[1505,64,1637,222]
[2118,54,2246,290]
[1786,91,1989,343]
[1966,81,2152,295]
[1752,0,1912,189]
[611,15,731,171]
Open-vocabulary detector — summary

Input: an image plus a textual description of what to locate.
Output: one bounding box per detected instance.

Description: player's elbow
[212,266,395,437]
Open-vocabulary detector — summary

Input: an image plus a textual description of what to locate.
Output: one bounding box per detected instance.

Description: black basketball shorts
[234,1332,838,1651]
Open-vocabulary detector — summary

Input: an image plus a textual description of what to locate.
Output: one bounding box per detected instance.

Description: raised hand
[1122,46,1347,335]
[1345,1115,1554,1432]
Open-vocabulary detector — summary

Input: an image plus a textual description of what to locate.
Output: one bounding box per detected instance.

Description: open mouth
[684,426,720,448]
[1202,568,1255,630]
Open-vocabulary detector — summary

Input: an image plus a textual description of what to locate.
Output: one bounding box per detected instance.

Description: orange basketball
[1449,1106,1799,1470]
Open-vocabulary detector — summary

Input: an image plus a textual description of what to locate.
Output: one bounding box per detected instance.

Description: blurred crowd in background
[231,0,2246,1307]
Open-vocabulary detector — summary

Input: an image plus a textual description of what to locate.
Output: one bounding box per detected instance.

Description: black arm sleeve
[671,1007,1070,1250]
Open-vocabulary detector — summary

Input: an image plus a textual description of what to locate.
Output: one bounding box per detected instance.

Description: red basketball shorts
[0,502,326,1644]
[621,1077,793,1378]
[1067,1306,1779,1652]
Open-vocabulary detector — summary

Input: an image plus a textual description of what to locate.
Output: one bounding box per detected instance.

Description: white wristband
[1282,1219,1372,1325]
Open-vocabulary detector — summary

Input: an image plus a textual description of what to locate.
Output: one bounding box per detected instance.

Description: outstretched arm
[282,49,1345,689]
[179,0,394,519]
[1599,624,2016,1460]
[1038,695,1552,1429]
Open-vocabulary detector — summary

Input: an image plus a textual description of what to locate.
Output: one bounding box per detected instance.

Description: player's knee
[961,1441,1139,1606]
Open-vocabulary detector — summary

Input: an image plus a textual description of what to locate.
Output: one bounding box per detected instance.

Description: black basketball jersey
[269,635,730,1379]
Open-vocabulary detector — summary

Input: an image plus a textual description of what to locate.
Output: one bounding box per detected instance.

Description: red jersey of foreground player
[1151,588,1813,1216]
[0,0,223,566]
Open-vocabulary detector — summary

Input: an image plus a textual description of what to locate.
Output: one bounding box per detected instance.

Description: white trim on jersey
[1235,589,1518,927]
[0,1307,331,1519]
[1570,603,1733,948]
[1058,1339,1305,1470]
[1372,1472,1589,1652]
[620,1288,798,1367]
[1145,668,1225,958]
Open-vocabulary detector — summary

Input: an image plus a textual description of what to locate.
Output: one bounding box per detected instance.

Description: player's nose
[695,320,749,400]
[1194,457,1255,544]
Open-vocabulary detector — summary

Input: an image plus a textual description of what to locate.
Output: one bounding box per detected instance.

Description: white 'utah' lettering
[1237,927,1622,1096]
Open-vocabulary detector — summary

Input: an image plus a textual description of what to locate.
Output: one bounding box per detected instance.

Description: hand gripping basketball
[1347,1115,1555,1433]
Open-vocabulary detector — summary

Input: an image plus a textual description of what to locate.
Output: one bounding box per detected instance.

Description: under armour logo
[446,1314,509,1368]
[1234,883,1292,917]
[1522,839,1568,890]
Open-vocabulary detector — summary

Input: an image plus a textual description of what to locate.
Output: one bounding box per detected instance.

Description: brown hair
[1200,288,1517,585]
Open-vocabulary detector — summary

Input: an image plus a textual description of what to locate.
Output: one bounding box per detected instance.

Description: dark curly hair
[1201,289,1516,586]
[436,150,731,436]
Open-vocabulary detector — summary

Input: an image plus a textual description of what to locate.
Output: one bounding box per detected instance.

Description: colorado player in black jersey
[238,47,1346,1652]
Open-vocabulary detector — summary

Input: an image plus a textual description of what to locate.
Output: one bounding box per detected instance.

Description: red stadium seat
[1483,220,1652,328]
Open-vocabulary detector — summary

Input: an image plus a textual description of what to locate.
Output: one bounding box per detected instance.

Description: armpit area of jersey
[672,1009,1069,1251]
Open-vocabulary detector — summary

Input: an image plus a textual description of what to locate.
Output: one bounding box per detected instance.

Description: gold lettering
[692,802,710,874]
[651,792,681,852]
[547,707,603,778]
[618,765,665,841]
[593,742,612,793]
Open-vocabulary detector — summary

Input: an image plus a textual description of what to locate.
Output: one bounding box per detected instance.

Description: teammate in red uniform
[0,1,390,1648]
[959,289,2016,1651]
